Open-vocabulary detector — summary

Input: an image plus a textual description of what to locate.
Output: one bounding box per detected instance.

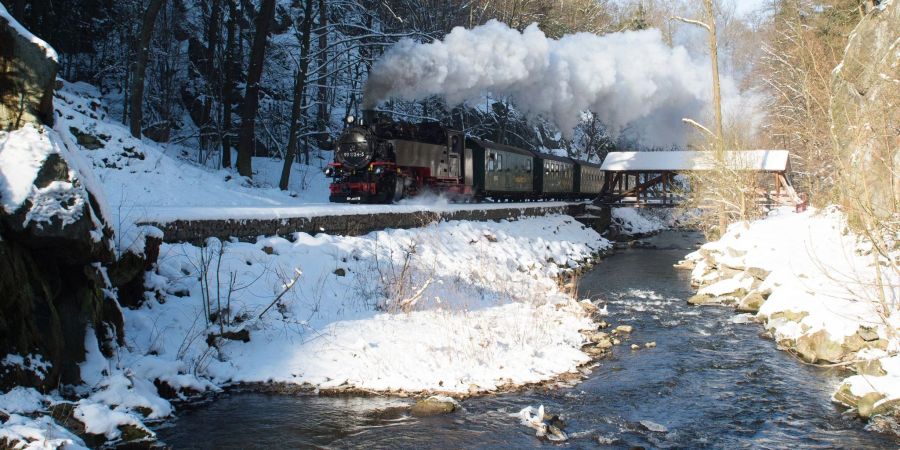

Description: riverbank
[679,207,900,433]
[155,230,899,448]
[1,214,619,448]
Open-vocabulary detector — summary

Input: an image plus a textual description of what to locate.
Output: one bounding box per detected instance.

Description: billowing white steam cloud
[363,20,720,147]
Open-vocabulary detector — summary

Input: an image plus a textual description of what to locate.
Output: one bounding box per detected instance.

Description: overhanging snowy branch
[670,16,710,31]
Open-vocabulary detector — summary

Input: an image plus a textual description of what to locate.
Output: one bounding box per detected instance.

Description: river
[155,231,900,448]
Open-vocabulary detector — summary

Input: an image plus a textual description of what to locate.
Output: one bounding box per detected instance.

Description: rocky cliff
[0,6,151,393]
[830,0,899,217]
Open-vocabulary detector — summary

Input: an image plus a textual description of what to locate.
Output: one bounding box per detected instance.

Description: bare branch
[682,118,716,138]
[670,15,709,30]
[258,268,303,320]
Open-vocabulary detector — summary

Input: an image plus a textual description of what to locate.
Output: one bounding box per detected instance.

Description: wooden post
[662,172,668,205]
[774,173,781,203]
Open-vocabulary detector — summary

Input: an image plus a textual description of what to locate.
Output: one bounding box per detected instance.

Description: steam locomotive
[325,112,604,203]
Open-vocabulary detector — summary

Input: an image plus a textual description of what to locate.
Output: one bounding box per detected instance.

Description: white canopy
[600,150,790,172]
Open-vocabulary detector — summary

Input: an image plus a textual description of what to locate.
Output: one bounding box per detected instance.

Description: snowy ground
[684,207,900,421]
[54,81,331,220]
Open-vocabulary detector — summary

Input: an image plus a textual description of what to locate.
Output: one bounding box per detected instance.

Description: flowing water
[155,232,900,449]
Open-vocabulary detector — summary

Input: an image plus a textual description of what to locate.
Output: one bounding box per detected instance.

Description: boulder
[855,358,887,377]
[1,10,59,130]
[767,310,808,323]
[688,294,714,305]
[795,329,845,364]
[614,325,633,334]
[410,396,458,417]
[745,267,771,281]
[833,382,859,407]
[857,326,879,342]
[588,331,610,343]
[736,292,766,313]
[858,392,887,419]
[871,397,900,418]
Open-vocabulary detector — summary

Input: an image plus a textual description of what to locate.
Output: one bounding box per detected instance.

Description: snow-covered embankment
[3,215,613,448]
[678,207,900,428]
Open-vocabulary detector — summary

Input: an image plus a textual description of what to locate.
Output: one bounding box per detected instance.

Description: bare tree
[130,0,167,138]
[673,0,728,234]
[279,0,315,191]
[315,0,329,136]
[220,0,238,168]
[236,0,277,177]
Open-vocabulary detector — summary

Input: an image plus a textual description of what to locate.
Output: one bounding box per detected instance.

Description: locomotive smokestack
[362,109,377,126]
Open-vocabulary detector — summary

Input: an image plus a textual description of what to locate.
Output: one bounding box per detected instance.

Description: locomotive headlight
[374,166,384,174]
[324,167,335,177]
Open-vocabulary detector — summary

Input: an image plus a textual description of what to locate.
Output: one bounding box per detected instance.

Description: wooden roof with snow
[600,150,791,173]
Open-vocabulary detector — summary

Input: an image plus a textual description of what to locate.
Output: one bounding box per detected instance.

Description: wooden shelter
[597,150,801,207]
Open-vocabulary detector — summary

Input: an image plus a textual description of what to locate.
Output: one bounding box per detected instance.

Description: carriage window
[497,154,503,171]
[488,153,495,172]
[526,159,532,172]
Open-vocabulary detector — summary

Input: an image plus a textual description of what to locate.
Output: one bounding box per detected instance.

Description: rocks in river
[639,420,668,433]
[794,329,844,364]
[587,331,609,343]
[736,291,766,313]
[515,405,568,442]
[672,259,694,270]
[644,342,656,348]
[410,396,458,417]
[614,325,633,334]
[630,344,640,350]
[857,392,887,419]
[687,294,714,306]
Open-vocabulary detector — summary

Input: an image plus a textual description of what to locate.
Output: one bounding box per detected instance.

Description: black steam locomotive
[325,113,604,203]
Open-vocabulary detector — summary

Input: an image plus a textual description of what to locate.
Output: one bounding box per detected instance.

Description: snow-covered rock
[684,207,900,423]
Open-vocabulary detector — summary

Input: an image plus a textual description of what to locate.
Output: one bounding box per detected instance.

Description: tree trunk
[702,0,727,233]
[221,0,237,168]
[130,0,167,138]
[279,0,315,191]
[236,0,277,177]
[315,0,328,135]
[200,0,222,151]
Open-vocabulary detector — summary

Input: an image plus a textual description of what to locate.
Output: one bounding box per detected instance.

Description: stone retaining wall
[140,203,607,243]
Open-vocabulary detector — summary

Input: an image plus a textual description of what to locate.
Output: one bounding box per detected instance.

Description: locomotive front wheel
[392,176,406,203]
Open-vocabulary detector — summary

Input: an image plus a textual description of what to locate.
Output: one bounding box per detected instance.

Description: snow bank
[684,207,900,420]
[0,414,87,450]
[51,81,332,226]
[610,207,668,235]
[125,215,607,394]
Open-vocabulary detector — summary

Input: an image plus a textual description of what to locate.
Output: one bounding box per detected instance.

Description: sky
[731,0,771,17]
